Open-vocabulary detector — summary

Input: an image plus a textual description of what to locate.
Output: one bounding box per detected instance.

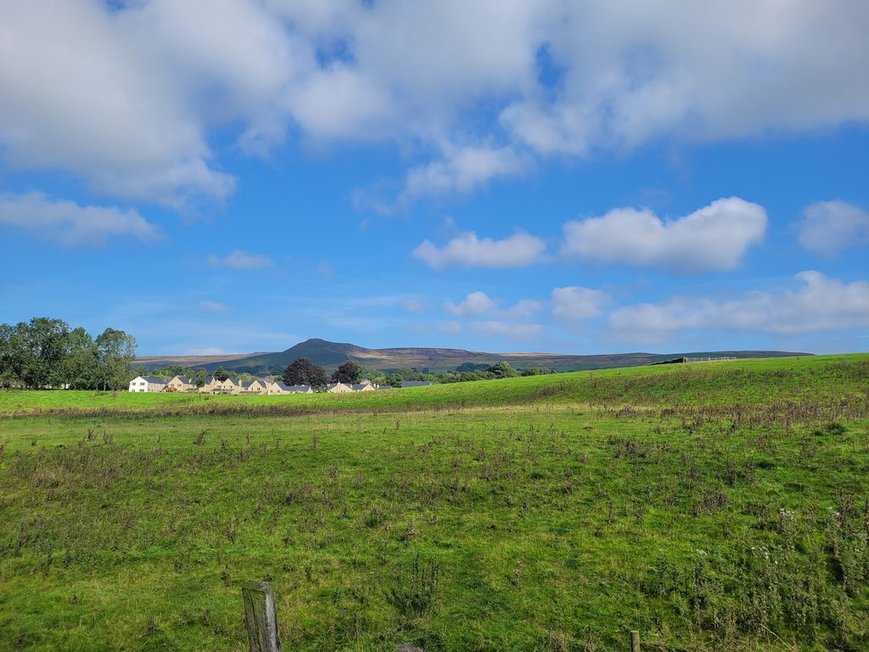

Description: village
[128,374,433,395]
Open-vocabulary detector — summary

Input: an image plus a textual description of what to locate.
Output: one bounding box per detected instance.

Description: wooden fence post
[630,629,640,652]
[242,581,281,652]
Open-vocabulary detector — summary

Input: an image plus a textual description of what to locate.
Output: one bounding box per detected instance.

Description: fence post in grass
[242,581,281,652]
[630,629,640,652]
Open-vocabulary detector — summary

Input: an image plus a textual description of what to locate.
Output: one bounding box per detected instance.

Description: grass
[0,355,866,650]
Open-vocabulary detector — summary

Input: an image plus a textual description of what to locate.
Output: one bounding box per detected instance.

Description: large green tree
[62,327,98,389]
[15,317,70,388]
[95,327,137,390]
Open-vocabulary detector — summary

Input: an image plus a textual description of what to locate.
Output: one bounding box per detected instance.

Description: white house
[326,382,354,393]
[128,376,167,392]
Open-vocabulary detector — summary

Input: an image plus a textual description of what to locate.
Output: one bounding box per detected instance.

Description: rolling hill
[136,338,810,374]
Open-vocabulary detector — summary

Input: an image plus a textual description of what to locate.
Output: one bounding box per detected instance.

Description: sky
[1,0,868,357]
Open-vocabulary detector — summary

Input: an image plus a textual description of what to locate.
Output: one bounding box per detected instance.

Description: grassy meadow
[0,355,866,650]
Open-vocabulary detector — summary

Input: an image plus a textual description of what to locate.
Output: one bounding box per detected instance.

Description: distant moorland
[136,337,810,374]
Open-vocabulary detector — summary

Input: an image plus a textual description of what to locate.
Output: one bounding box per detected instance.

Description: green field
[0,355,866,650]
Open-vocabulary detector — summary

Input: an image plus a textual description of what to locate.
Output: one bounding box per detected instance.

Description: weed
[386,554,440,619]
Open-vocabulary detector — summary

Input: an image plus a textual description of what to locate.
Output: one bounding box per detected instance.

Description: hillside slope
[137,337,810,373]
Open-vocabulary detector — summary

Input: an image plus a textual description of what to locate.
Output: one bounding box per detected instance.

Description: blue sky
[1,0,868,356]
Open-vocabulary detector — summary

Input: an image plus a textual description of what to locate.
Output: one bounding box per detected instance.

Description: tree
[62,327,98,389]
[15,317,71,388]
[95,327,136,390]
[283,358,328,388]
[386,373,404,388]
[213,367,231,381]
[486,361,517,379]
[331,360,362,384]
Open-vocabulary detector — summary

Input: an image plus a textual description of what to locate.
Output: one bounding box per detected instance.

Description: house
[165,375,195,392]
[128,376,167,392]
[326,382,354,393]
[240,378,269,394]
[267,382,313,395]
[400,380,435,388]
[351,383,375,391]
[199,376,218,393]
[200,376,238,393]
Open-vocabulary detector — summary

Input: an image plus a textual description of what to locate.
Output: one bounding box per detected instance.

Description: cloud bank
[2,1,868,206]
[609,271,869,342]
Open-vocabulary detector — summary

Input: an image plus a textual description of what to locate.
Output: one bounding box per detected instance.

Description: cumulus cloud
[471,321,544,341]
[2,2,869,206]
[207,250,274,270]
[445,291,497,317]
[0,192,162,246]
[414,230,545,269]
[443,293,543,342]
[609,271,869,342]
[402,145,529,200]
[798,200,869,254]
[551,286,610,322]
[562,197,767,273]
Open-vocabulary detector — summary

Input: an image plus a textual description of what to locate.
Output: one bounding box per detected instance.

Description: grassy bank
[0,355,866,650]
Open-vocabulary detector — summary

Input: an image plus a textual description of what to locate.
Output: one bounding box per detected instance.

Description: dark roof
[142,376,166,384]
[400,380,434,387]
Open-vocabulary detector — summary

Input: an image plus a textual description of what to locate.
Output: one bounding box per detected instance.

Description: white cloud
[562,197,767,273]
[2,2,869,207]
[414,231,545,269]
[402,145,529,200]
[551,287,610,322]
[609,271,869,342]
[445,291,497,317]
[0,1,239,207]
[798,200,869,254]
[471,321,543,341]
[502,2,869,155]
[0,192,162,246]
[207,250,275,270]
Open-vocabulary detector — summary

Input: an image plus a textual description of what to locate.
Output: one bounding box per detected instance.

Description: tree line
[0,317,136,390]
[281,358,557,389]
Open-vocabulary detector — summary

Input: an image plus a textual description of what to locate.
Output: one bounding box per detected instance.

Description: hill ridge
[136,338,810,373]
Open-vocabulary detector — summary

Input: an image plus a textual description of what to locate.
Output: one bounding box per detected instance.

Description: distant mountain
[136,338,811,374]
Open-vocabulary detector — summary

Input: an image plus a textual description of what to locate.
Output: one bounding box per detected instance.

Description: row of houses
[129,375,381,394]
